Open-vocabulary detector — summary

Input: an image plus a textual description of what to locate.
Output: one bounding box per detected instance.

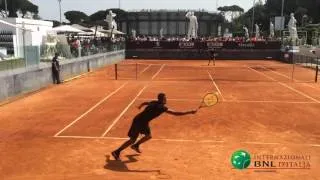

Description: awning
[52,25,84,33]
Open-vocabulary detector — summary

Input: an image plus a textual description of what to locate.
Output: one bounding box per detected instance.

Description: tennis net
[112,61,319,83]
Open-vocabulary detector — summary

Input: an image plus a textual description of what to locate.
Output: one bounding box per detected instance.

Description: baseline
[54,135,320,148]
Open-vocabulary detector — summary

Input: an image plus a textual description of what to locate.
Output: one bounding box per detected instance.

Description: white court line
[137,98,317,104]
[302,83,320,92]
[261,65,317,85]
[260,65,315,83]
[207,71,225,101]
[248,66,320,103]
[223,100,318,104]
[260,65,295,81]
[244,142,319,147]
[247,66,279,82]
[249,66,320,103]
[155,78,210,80]
[278,82,320,103]
[243,142,281,145]
[54,135,320,148]
[106,137,226,143]
[101,85,148,137]
[63,72,90,83]
[56,135,225,143]
[139,64,152,75]
[137,98,200,102]
[116,78,136,80]
[54,82,128,137]
[152,64,166,80]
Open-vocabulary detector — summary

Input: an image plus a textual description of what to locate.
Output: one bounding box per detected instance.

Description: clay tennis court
[0,59,319,179]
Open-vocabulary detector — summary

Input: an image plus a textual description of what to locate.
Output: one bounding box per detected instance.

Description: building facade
[0,18,53,58]
[117,10,224,37]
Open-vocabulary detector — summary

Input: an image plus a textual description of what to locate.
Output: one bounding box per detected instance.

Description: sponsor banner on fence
[207,42,224,49]
[126,41,281,50]
[178,42,195,49]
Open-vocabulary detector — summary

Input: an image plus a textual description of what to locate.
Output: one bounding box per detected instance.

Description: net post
[316,65,318,83]
[115,64,118,80]
[213,49,216,66]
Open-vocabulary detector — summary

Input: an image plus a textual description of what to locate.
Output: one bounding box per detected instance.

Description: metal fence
[0,41,125,72]
[293,53,320,69]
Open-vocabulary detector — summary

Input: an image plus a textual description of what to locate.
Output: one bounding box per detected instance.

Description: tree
[218,5,244,13]
[89,10,107,22]
[218,5,244,21]
[232,4,268,35]
[50,20,61,27]
[20,0,38,18]
[64,11,88,24]
[32,13,41,20]
[265,0,320,24]
[89,9,127,22]
[232,0,320,35]
[295,7,308,23]
[0,0,38,17]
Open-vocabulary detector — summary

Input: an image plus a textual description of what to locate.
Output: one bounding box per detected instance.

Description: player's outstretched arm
[138,102,149,109]
[166,109,197,116]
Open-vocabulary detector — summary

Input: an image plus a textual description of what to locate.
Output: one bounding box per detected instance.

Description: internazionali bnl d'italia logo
[231,150,251,170]
[231,149,311,172]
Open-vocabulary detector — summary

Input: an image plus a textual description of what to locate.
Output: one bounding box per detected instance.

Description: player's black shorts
[128,123,151,139]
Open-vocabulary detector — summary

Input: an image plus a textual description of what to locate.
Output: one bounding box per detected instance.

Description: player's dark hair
[158,93,166,101]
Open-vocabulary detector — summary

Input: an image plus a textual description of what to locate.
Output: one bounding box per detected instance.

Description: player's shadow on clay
[104,154,160,173]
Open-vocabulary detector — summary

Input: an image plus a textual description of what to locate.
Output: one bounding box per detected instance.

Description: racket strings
[201,93,219,108]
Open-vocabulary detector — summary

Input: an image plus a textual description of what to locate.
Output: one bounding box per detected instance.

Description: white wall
[0,18,53,58]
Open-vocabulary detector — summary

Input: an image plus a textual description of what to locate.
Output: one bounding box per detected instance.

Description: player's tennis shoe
[131,145,142,153]
[112,151,120,160]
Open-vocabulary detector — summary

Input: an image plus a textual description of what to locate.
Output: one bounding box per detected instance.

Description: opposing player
[111,93,197,160]
[208,49,216,66]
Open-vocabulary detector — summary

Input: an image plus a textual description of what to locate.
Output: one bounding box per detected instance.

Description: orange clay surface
[0,60,319,180]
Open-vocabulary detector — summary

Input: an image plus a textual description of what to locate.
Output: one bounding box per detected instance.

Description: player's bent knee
[129,137,137,144]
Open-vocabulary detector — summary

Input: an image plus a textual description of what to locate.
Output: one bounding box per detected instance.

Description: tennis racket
[197,92,219,110]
